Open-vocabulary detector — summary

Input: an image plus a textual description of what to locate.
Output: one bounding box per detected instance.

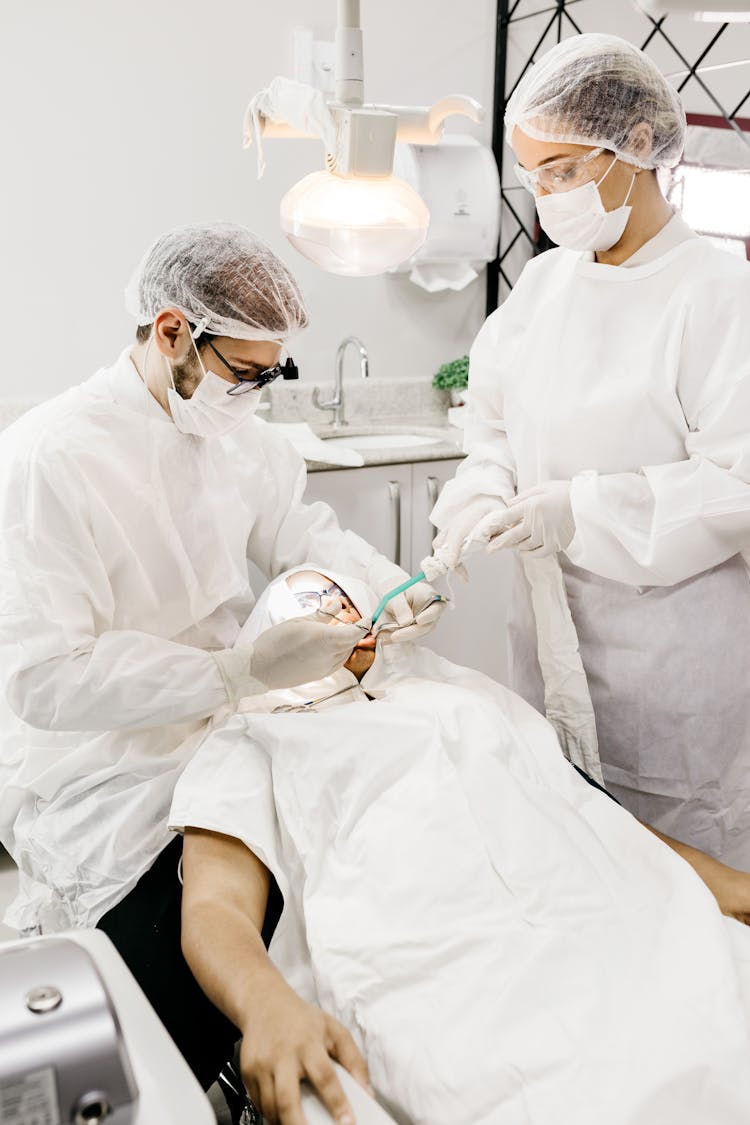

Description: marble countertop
[303,422,465,472]
[263,377,467,472]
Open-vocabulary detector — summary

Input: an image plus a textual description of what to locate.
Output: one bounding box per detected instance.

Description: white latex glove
[213,615,365,700]
[471,481,575,558]
[367,555,446,643]
[432,495,509,571]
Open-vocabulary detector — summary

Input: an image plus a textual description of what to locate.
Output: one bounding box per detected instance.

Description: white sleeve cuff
[211,647,267,705]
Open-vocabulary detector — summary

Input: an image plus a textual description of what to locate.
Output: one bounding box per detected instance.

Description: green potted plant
[432,355,469,407]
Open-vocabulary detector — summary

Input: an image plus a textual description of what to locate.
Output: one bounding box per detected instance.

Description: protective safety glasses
[293,581,351,615]
[293,581,372,634]
[203,338,298,395]
[514,146,606,195]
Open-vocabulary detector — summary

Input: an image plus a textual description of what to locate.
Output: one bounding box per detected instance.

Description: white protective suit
[171,569,750,1125]
[431,214,750,867]
[0,350,376,932]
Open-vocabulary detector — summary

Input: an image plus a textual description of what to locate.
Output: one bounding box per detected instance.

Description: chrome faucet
[312,336,369,428]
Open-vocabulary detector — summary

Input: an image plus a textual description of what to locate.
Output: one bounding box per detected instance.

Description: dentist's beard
[171,349,203,399]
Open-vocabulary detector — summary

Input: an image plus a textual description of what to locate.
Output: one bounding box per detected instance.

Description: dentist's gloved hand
[432,494,509,571]
[367,555,445,643]
[473,480,575,558]
[213,615,365,701]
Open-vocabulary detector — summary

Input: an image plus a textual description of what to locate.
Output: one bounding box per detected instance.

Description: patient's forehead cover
[240,565,378,644]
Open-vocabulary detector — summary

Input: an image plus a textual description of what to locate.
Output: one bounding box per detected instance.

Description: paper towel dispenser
[391,135,500,292]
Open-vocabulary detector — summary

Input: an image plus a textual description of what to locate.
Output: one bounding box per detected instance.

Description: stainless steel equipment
[312,336,369,428]
[0,937,138,1124]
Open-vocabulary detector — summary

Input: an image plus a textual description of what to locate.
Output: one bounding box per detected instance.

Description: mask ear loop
[141,331,175,402]
[141,333,154,392]
[165,351,178,395]
[167,316,209,397]
[594,154,619,190]
[622,169,637,208]
[596,156,637,210]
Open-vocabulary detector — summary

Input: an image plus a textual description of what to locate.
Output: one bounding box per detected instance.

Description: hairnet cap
[505,33,686,170]
[124,222,309,342]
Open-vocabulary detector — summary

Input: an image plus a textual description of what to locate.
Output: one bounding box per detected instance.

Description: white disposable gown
[0,349,376,931]
[431,215,750,866]
[170,573,750,1125]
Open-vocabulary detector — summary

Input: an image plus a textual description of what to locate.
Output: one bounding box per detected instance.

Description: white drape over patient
[171,569,750,1125]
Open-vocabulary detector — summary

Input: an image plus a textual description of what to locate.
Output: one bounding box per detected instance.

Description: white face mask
[535,157,636,253]
[165,337,262,438]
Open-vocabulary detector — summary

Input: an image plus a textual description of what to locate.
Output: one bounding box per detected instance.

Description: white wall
[1,0,496,399]
[5,2,747,400]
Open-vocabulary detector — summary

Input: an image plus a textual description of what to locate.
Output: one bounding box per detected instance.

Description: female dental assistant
[432,33,750,867]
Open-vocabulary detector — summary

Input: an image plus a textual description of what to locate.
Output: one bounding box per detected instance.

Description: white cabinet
[410,461,511,683]
[304,464,412,567]
[305,459,512,683]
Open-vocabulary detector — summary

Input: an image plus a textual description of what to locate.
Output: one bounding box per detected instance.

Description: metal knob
[25,985,62,1014]
[72,1091,112,1124]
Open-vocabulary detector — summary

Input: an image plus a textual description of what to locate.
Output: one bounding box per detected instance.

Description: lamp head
[280,169,429,277]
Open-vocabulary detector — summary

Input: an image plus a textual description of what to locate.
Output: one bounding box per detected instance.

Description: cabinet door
[304,465,413,567]
[411,459,512,684]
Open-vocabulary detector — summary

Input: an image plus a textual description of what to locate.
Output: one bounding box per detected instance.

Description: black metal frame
[486,0,750,315]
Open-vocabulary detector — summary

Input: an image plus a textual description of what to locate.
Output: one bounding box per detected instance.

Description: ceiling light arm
[246,96,485,149]
[243,1,484,174]
[336,0,364,106]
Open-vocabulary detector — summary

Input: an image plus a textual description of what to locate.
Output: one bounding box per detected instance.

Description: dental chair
[220,1059,398,1125]
[0,928,397,1125]
[0,928,214,1124]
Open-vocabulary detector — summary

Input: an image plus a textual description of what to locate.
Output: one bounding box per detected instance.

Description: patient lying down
[170,567,750,1125]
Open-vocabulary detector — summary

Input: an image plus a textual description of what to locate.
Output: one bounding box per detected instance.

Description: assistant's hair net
[505,33,686,170]
[125,222,309,341]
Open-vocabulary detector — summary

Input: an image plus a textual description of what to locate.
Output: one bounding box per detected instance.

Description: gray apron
[508,552,750,868]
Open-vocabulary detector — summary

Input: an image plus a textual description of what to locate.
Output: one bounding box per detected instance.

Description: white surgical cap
[505,33,686,170]
[125,222,309,341]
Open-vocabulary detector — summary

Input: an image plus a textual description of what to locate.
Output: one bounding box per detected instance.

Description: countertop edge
[306,437,465,472]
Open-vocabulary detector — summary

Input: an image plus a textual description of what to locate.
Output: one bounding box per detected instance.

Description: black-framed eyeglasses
[202,338,298,395]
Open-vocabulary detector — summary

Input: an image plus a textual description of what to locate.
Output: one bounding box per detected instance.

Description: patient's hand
[702,864,750,927]
[646,824,750,926]
[240,974,372,1125]
[181,828,373,1121]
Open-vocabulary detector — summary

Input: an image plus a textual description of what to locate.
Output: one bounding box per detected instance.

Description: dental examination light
[243,0,484,276]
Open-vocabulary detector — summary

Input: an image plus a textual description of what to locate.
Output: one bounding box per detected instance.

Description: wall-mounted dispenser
[389,136,500,292]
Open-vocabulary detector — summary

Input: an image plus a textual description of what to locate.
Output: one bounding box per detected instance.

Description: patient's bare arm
[644,825,750,926]
[181,828,371,1124]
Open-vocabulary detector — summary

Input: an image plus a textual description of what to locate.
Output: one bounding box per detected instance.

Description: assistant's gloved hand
[367,555,445,643]
[432,494,509,571]
[472,480,575,557]
[213,615,365,701]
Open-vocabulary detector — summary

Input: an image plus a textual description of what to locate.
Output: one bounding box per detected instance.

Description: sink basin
[322,433,442,451]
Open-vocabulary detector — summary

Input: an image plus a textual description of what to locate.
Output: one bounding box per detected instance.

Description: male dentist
[0,222,444,1092]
